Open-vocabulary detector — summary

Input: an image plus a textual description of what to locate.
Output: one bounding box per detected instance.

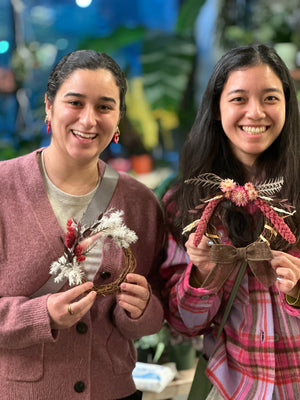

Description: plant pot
[130,154,153,174]
[137,348,155,363]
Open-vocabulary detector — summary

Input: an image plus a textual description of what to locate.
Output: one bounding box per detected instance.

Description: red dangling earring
[113,127,120,144]
[45,116,51,134]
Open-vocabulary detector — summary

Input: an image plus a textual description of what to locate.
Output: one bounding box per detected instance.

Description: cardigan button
[74,381,85,393]
[100,271,111,279]
[76,322,88,334]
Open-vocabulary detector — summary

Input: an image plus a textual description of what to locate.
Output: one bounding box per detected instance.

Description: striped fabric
[160,231,300,399]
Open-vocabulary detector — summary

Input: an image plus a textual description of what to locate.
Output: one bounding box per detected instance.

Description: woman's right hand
[47,281,97,330]
[185,233,215,283]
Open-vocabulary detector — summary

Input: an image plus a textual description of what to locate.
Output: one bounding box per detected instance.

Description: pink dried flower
[244,182,255,191]
[230,186,249,207]
[220,179,236,194]
[244,182,258,200]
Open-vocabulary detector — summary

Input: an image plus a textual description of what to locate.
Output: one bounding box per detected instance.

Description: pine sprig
[185,173,224,190]
[256,177,284,197]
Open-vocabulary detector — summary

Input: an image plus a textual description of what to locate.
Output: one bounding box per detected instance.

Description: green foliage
[0,144,18,161]
[218,0,300,50]
[79,26,146,55]
[176,0,207,34]
[0,134,45,161]
[140,0,205,112]
[141,32,196,112]
[79,1,208,154]
[135,325,171,363]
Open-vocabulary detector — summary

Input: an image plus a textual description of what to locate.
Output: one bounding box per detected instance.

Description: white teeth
[242,126,266,134]
[73,130,96,139]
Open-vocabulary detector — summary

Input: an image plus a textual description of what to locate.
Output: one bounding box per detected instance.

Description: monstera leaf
[78,0,206,151]
[79,26,146,54]
[140,0,206,112]
[141,32,196,112]
[176,0,207,33]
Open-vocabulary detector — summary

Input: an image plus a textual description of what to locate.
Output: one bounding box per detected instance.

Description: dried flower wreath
[50,209,138,295]
[182,173,296,247]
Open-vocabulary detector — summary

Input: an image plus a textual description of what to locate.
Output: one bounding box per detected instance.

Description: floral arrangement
[50,209,138,287]
[183,173,296,247]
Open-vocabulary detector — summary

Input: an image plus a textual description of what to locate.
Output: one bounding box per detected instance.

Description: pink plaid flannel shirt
[160,229,300,399]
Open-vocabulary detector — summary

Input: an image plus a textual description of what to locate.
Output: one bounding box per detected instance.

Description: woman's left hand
[117,273,150,319]
[271,250,300,298]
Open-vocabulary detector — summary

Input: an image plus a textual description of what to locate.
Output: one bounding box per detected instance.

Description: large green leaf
[176,0,207,34]
[141,32,197,111]
[79,26,146,54]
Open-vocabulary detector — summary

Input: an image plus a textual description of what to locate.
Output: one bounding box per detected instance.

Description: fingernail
[277,277,283,282]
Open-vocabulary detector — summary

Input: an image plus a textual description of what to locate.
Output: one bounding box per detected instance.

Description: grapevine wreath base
[91,247,137,296]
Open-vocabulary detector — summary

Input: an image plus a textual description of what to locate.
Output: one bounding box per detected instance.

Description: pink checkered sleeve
[160,234,221,335]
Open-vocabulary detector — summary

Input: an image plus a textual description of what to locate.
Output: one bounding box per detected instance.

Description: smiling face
[219,64,286,167]
[45,68,120,164]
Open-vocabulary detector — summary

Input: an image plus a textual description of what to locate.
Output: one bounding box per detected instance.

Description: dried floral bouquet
[50,209,138,293]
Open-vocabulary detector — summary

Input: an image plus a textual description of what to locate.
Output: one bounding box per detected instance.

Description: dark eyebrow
[226,88,283,96]
[64,92,117,104]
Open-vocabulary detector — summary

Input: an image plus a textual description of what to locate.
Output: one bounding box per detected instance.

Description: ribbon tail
[248,260,277,288]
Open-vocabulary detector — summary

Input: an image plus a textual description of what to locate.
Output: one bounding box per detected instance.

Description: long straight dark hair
[167,44,300,250]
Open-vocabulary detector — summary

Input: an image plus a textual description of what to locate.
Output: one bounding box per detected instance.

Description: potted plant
[135,322,203,370]
[135,324,171,364]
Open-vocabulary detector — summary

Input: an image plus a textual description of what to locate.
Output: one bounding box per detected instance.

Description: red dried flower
[65,229,76,248]
[74,244,83,257]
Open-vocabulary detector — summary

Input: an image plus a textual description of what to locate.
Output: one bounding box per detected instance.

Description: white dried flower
[90,209,138,248]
